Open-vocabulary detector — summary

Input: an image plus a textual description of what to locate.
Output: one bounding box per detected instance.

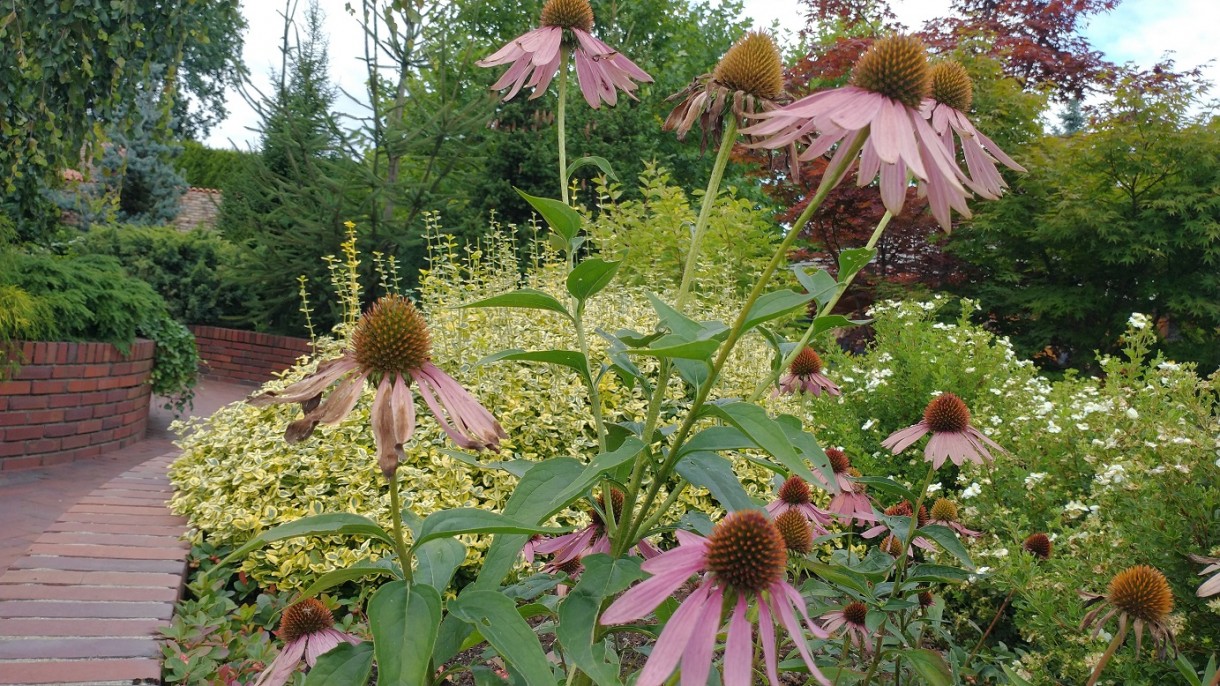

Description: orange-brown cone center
[1022,533,1052,560]
[588,489,625,528]
[923,393,971,433]
[790,347,824,376]
[1108,565,1173,623]
[352,295,432,378]
[930,498,958,522]
[705,510,787,594]
[843,600,868,626]
[778,475,811,505]
[540,0,593,31]
[850,35,931,109]
[929,60,973,111]
[775,509,813,554]
[279,598,335,642]
[713,31,784,100]
[826,448,851,475]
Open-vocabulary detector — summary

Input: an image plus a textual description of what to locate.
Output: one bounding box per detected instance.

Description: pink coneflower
[820,601,876,654]
[862,501,935,554]
[766,475,832,535]
[827,465,877,525]
[1189,554,1220,597]
[533,490,658,571]
[776,347,841,397]
[927,498,981,538]
[881,392,1005,469]
[249,295,505,477]
[742,35,966,219]
[252,599,361,686]
[1079,565,1177,684]
[477,0,651,109]
[600,510,831,686]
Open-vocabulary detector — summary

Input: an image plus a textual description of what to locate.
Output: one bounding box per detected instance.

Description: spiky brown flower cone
[713,31,783,100]
[775,509,813,554]
[884,500,929,527]
[850,35,931,109]
[923,393,971,433]
[279,599,335,642]
[1023,533,1052,560]
[1108,565,1173,623]
[880,534,904,556]
[929,61,973,111]
[588,489,625,527]
[826,448,851,474]
[351,295,432,379]
[930,498,959,522]
[540,0,593,31]
[705,510,787,594]
[778,475,812,505]
[789,347,824,377]
[918,590,934,608]
[843,601,869,626]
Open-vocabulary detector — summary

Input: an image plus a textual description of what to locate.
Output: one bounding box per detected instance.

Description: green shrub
[177,141,254,190]
[70,224,250,326]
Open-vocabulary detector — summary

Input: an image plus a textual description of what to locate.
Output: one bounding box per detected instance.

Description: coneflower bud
[826,448,851,474]
[540,0,593,32]
[351,295,432,379]
[929,61,973,111]
[705,510,787,594]
[1022,533,1052,560]
[930,498,959,522]
[843,601,869,626]
[1107,565,1173,623]
[778,475,812,505]
[278,599,335,642]
[588,489,625,527]
[789,347,825,377]
[850,35,931,109]
[918,590,934,608]
[775,509,813,554]
[880,534,904,556]
[923,393,971,433]
[713,31,784,100]
[884,500,929,527]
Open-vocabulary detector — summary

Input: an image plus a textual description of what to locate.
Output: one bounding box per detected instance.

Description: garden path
[0,378,253,686]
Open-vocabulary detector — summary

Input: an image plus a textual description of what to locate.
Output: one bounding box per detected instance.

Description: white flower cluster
[1094,463,1127,487]
[1024,472,1047,489]
[1128,312,1150,330]
[1063,500,1099,518]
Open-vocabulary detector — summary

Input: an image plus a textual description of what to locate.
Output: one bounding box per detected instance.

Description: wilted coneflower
[1023,533,1053,560]
[766,475,833,535]
[820,600,877,654]
[249,295,505,477]
[252,599,361,686]
[477,0,651,108]
[742,35,966,218]
[1080,565,1177,684]
[863,500,935,555]
[827,465,878,525]
[600,510,832,686]
[1188,553,1220,597]
[775,509,814,555]
[775,347,841,397]
[881,392,1005,469]
[927,498,981,538]
[664,31,792,158]
[922,60,1026,224]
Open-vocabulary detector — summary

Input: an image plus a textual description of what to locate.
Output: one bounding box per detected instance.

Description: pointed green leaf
[894,648,951,686]
[567,258,621,303]
[645,293,702,338]
[675,452,759,512]
[303,641,374,686]
[517,188,581,240]
[448,590,555,685]
[809,314,854,338]
[557,555,644,686]
[917,524,975,570]
[837,247,877,282]
[369,581,441,686]
[703,403,818,485]
[1001,663,1035,686]
[850,476,916,503]
[477,349,590,385]
[629,336,721,361]
[412,509,562,550]
[415,537,466,593]
[459,289,571,319]
[219,513,394,566]
[543,438,646,520]
[296,563,398,601]
[566,155,619,182]
[677,426,754,457]
[794,266,838,305]
[742,289,817,332]
[440,449,534,477]
[906,564,971,584]
[775,414,836,493]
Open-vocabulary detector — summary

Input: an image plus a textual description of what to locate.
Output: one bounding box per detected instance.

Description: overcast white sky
[204,0,1220,149]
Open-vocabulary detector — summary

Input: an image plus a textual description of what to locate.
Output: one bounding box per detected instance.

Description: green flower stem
[615,132,868,556]
[573,306,608,454]
[895,463,938,588]
[557,47,570,206]
[748,210,894,401]
[386,470,412,582]
[1086,618,1130,686]
[965,588,1015,669]
[676,115,739,305]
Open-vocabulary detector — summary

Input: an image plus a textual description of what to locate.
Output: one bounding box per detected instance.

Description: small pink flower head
[533,489,654,570]
[765,475,832,535]
[252,599,361,686]
[881,392,1005,469]
[601,510,831,686]
[862,500,935,554]
[248,295,506,478]
[477,0,652,109]
[1189,554,1220,597]
[820,600,876,654]
[827,465,877,525]
[927,497,981,538]
[776,347,841,397]
[743,35,970,225]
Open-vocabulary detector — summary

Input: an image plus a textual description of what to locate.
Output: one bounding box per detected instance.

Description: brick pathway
[0,380,252,686]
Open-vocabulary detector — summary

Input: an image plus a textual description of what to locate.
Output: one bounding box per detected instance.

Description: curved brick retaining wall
[0,340,155,471]
[190,325,311,384]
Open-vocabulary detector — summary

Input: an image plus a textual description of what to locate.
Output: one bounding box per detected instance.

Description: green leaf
[677,426,754,457]
[412,509,562,550]
[703,403,818,485]
[629,336,721,361]
[917,524,975,570]
[567,258,621,303]
[837,247,877,282]
[742,289,817,332]
[296,563,398,600]
[894,648,951,686]
[219,513,394,566]
[566,155,619,182]
[807,561,872,595]
[793,266,838,305]
[1002,662,1036,686]
[448,591,556,686]
[303,641,374,686]
[541,438,646,521]
[775,414,836,493]
[517,188,581,241]
[851,476,916,502]
[675,452,759,512]
[808,314,854,339]
[557,555,644,686]
[415,537,466,593]
[369,581,441,686]
[459,288,571,319]
[477,349,590,386]
[645,293,702,338]
[441,449,535,477]
[905,564,971,584]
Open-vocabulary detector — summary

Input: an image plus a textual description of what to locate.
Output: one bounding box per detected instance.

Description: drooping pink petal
[371,375,399,476]
[770,586,832,685]
[312,373,366,426]
[600,564,702,624]
[723,595,754,686]
[1198,573,1220,597]
[248,357,358,406]
[635,583,713,686]
[390,374,416,453]
[679,585,724,686]
[881,422,931,454]
[253,638,308,686]
[758,598,780,686]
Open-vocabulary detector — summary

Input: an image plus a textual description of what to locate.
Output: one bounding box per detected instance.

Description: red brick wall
[0,340,155,470]
[190,326,312,384]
